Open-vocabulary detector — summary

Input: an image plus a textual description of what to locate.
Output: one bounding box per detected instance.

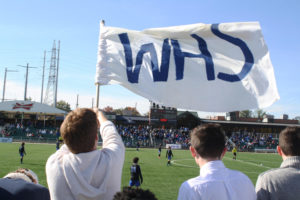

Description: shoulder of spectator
[257,168,279,181]
[255,168,279,192]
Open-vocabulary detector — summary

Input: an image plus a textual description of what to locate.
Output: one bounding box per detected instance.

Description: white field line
[13,142,54,145]
[223,157,271,169]
[238,159,279,164]
[172,158,272,173]
[171,159,199,168]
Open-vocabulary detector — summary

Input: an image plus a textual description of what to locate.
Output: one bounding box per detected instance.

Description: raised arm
[94,109,125,158]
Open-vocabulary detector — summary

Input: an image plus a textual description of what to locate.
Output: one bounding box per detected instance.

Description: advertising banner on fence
[96,22,279,112]
[166,144,182,150]
[0,137,13,143]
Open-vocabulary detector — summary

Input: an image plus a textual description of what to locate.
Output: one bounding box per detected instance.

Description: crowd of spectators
[1,122,280,151]
[0,122,59,140]
[116,125,279,151]
[228,131,278,151]
[117,125,190,148]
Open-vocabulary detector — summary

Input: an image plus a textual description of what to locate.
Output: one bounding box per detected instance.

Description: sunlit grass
[0,143,281,200]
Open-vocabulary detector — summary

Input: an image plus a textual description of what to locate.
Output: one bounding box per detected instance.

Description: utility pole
[76,94,79,108]
[2,68,18,102]
[41,51,46,103]
[54,40,60,107]
[18,63,36,101]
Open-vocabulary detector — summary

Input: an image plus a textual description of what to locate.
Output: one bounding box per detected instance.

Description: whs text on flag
[95,22,279,112]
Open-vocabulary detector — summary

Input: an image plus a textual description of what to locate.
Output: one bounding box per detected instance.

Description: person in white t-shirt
[46,108,125,200]
[177,124,256,200]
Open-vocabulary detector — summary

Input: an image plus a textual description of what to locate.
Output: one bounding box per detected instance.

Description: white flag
[95,22,279,112]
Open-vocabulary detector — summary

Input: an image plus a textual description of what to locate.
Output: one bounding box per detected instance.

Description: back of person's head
[60,108,98,154]
[279,126,300,156]
[4,168,39,184]
[113,187,158,200]
[133,157,139,164]
[190,124,226,159]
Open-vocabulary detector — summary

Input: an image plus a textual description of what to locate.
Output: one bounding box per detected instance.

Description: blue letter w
[118,33,171,83]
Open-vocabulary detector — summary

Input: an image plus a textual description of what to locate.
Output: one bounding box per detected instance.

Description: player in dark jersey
[166,146,173,166]
[129,157,143,188]
[56,139,60,150]
[19,142,26,164]
[136,142,140,151]
[158,144,162,158]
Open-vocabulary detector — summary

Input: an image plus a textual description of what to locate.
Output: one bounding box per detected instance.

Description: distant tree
[113,108,123,115]
[124,107,140,116]
[112,107,141,116]
[239,110,253,118]
[25,97,32,101]
[254,109,266,119]
[103,106,113,113]
[56,100,71,112]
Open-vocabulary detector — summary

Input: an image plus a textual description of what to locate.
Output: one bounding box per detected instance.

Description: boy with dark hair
[129,157,143,188]
[166,146,173,166]
[256,126,300,200]
[177,124,256,200]
[46,108,125,200]
[113,186,157,200]
[19,142,26,164]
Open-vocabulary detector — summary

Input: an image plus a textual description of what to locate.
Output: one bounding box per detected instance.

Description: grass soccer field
[0,142,282,200]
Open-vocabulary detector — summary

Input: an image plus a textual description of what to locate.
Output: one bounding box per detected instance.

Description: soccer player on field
[129,157,143,188]
[19,142,26,164]
[56,139,60,150]
[166,146,174,166]
[158,144,162,158]
[136,141,140,151]
[232,146,237,160]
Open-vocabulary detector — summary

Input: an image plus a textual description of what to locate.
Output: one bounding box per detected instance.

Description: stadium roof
[201,119,300,127]
[0,100,66,115]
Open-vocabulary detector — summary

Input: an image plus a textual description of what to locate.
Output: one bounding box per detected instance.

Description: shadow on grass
[126,149,141,152]
[23,162,46,167]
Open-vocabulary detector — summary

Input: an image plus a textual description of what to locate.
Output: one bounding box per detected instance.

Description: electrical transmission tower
[44,40,60,107]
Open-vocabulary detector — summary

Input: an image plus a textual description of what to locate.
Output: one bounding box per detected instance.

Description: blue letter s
[211,24,254,82]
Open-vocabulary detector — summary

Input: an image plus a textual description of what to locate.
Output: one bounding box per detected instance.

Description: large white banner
[95,22,279,112]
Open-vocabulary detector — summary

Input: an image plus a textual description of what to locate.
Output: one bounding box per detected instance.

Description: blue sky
[0,0,299,118]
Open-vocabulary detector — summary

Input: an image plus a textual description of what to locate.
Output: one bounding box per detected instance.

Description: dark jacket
[0,178,50,200]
